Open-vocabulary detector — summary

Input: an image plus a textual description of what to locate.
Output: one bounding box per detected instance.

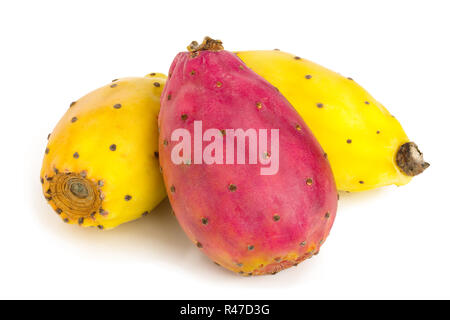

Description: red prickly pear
[159,37,338,275]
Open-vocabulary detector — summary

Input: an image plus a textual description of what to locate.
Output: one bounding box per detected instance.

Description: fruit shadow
[337,187,388,207]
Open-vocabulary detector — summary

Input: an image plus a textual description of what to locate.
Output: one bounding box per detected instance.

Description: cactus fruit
[237,50,429,192]
[158,37,337,275]
[40,73,167,230]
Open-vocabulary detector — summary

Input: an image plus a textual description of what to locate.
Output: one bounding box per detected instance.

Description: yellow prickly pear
[40,73,167,229]
[236,50,429,192]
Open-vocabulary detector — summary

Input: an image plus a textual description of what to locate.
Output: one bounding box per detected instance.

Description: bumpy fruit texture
[237,50,429,192]
[159,38,337,275]
[40,73,167,230]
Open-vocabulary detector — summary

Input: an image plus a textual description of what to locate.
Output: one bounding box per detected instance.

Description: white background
[1,0,449,299]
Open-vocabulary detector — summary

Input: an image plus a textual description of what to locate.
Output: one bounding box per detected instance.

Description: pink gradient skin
[158,49,338,275]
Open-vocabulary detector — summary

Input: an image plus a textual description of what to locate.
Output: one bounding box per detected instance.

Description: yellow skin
[237,50,426,192]
[40,73,167,229]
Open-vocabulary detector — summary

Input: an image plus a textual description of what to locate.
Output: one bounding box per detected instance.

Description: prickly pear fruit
[159,37,337,275]
[237,50,429,192]
[41,73,167,230]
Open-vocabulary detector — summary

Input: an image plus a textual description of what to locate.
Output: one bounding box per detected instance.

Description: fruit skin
[159,38,337,275]
[237,50,429,192]
[40,73,167,230]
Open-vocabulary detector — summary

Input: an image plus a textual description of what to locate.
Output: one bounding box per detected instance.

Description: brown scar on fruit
[396,142,430,176]
[252,259,299,276]
[47,172,103,222]
[187,36,224,52]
